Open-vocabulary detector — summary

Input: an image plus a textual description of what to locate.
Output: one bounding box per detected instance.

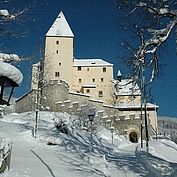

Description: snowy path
[2,134,141,177]
[0,116,150,177]
[0,112,176,177]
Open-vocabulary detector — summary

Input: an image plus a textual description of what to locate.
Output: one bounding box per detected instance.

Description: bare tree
[116,0,177,151]
[0,0,36,63]
[0,1,39,132]
[116,0,177,88]
[31,57,54,137]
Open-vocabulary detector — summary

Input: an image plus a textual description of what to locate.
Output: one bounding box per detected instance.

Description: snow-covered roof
[113,79,140,96]
[0,62,23,86]
[32,62,40,67]
[46,11,74,37]
[117,70,122,77]
[73,59,113,67]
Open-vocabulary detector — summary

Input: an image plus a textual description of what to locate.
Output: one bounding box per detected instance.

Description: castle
[16,11,158,142]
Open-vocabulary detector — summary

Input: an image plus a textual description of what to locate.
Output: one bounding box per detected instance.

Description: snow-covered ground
[0,111,177,177]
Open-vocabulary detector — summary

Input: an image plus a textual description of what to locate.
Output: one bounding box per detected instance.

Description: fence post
[0,138,13,173]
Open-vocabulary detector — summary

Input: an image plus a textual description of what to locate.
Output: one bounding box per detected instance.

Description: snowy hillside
[0,112,177,177]
[158,116,177,143]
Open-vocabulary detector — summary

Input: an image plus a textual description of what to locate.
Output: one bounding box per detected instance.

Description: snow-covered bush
[71,104,102,133]
[54,119,69,134]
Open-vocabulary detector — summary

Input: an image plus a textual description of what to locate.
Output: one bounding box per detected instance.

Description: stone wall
[15,90,36,113]
[15,81,155,141]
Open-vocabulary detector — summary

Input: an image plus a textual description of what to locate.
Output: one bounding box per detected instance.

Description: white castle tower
[44,11,74,86]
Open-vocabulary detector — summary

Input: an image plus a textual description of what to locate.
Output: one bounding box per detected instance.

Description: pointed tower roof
[117,70,122,82]
[46,11,74,37]
[117,70,122,77]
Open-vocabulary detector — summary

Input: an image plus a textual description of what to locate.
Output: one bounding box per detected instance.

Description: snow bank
[149,139,177,163]
[2,114,27,124]
[2,111,177,177]
[0,62,23,85]
[136,145,177,177]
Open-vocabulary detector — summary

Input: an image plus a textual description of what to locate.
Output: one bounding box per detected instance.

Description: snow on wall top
[116,102,159,109]
[46,11,74,37]
[113,79,140,96]
[0,62,23,85]
[73,59,113,67]
[32,62,40,67]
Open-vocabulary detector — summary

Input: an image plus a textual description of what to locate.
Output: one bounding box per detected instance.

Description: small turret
[117,70,122,82]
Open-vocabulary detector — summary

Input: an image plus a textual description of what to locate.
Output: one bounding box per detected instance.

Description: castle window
[79,79,82,83]
[40,65,43,72]
[87,68,89,71]
[78,66,81,71]
[119,115,125,120]
[103,67,106,72]
[56,50,59,53]
[99,91,103,97]
[86,89,90,93]
[129,114,135,120]
[56,40,60,45]
[101,78,104,82]
[55,72,60,77]
[59,63,61,66]
[93,78,95,82]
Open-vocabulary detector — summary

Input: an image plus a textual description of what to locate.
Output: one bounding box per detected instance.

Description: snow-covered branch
[117,0,177,98]
[137,20,177,61]
[0,10,9,17]
[0,2,33,21]
[0,9,15,20]
[0,53,20,62]
[136,2,177,18]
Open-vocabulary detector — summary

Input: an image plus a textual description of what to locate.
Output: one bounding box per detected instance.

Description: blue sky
[2,0,177,117]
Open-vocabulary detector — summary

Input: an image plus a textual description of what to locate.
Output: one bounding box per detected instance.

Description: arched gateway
[129,132,138,143]
[127,125,140,143]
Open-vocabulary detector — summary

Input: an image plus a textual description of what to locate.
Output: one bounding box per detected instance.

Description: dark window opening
[99,91,103,97]
[55,72,60,77]
[103,67,106,72]
[78,66,81,71]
